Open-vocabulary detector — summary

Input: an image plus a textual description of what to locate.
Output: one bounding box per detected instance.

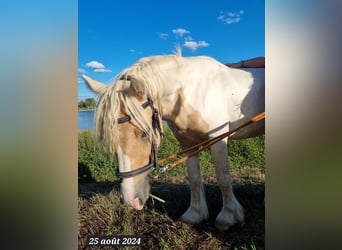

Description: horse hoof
[215,218,236,231]
[180,214,201,225]
[179,207,209,225]
[180,209,207,225]
[180,217,195,226]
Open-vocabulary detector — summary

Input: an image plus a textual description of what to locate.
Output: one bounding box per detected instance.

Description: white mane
[94,54,181,154]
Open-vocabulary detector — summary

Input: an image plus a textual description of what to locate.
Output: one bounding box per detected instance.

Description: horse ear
[128,75,147,99]
[81,74,107,94]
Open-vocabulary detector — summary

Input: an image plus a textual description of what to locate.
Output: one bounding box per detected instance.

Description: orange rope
[158,112,265,170]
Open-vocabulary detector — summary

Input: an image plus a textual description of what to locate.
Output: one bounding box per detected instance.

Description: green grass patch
[78,130,118,182]
[78,126,264,183]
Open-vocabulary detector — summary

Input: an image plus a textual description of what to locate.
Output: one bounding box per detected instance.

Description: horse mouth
[120,194,144,210]
[130,197,144,210]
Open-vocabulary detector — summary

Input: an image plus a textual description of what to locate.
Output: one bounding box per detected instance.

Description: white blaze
[116,146,135,201]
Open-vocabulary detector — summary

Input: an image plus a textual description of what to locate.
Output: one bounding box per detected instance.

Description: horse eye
[141,131,148,139]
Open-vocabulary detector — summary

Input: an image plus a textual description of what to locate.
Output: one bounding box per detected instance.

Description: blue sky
[78,0,264,100]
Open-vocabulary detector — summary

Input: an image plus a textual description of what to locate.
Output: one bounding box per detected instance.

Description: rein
[157,112,265,172]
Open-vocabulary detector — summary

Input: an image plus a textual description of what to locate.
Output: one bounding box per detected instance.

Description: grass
[78,126,265,249]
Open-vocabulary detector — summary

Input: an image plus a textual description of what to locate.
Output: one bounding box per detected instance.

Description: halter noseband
[115,95,163,180]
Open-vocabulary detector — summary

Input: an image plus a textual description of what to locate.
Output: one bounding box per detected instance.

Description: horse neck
[153,64,182,122]
[155,56,215,123]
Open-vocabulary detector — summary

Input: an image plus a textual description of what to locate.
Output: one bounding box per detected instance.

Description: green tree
[84,98,96,109]
[78,100,85,109]
[78,98,96,110]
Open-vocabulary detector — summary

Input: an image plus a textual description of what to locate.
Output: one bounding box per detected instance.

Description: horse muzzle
[120,193,145,210]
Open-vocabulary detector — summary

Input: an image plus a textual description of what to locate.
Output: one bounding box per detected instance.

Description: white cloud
[172,28,190,37]
[167,28,208,51]
[85,60,112,73]
[218,10,244,24]
[184,40,209,51]
[85,61,105,69]
[129,49,135,53]
[159,33,169,40]
[78,68,86,74]
[94,68,112,73]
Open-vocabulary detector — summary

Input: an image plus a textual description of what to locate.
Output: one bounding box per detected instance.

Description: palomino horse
[82,53,264,231]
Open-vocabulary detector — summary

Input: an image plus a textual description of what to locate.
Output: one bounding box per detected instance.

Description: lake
[78,110,94,130]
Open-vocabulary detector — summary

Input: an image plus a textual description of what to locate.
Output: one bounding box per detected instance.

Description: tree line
[78,98,96,110]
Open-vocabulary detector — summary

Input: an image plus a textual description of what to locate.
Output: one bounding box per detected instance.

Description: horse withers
[82,53,264,231]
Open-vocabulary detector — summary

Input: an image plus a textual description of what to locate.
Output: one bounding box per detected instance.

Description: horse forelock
[93,57,167,156]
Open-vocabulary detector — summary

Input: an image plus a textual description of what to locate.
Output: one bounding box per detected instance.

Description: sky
[78,0,265,100]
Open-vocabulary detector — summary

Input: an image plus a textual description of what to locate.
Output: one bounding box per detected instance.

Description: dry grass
[78,171,264,249]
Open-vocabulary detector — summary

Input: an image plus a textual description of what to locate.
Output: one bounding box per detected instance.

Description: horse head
[82,74,163,210]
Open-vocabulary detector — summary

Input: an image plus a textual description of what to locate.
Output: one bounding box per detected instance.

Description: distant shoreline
[78,109,95,112]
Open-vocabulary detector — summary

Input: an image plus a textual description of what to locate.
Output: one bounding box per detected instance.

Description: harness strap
[115,94,163,180]
[116,140,158,180]
[117,98,153,124]
[152,105,164,137]
[116,158,154,179]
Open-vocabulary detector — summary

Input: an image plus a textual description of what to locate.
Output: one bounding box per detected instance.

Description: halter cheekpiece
[115,94,163,180]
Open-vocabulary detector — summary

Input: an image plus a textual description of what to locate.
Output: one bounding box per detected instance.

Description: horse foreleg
[211,141,244,231]
[180,154,209,225]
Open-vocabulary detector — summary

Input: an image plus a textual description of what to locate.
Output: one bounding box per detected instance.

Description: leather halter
[115,95,163,180]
